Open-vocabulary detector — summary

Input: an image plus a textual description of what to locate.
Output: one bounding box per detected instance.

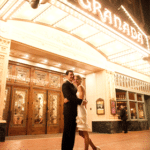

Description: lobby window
[117,101,127,118]
[138,103,145,119]
[116,89,127,119]
[137,94,145,119]
[129,101,137,119]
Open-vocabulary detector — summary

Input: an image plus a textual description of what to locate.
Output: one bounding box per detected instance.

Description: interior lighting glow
[81,70,85,73]
[25,54,29,58]
[36,63,45,68]
[43,59,48,63]
[56,63,61,67]
[2,0,24,20]
[17,59,27,64]
[50,67,60,71]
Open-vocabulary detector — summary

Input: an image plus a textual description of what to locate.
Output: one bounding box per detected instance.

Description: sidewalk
[0,130,150,150]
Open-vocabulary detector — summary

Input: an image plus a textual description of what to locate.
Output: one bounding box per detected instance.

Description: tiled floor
[0,130,150,150]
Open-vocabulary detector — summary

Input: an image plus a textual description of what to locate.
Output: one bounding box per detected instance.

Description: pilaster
[0,36,11,141]
[0,36,11,120]
[105,70,117,119]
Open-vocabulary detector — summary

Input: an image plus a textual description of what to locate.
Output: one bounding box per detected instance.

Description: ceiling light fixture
[29,0,49,9]
[25,54,29,58]
[143,55,150,64]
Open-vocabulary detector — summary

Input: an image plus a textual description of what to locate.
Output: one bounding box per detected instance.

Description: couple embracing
[61,70,100,150]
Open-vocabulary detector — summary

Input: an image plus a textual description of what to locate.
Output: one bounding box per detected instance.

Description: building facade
[0,0,150,141]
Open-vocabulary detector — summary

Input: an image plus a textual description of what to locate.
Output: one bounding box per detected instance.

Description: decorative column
[0,36,11,141]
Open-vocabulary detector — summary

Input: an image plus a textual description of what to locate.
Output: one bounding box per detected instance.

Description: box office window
[129,102,137,119]
[138,103,145,119]
[116,101,127,118]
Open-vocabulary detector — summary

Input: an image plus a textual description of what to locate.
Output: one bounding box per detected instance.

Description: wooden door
[2,86,11,135]
[47,90,61,134]
[8,87,29,136]
[31,89,47,135]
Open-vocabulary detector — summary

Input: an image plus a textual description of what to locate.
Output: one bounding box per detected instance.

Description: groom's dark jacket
[62,80,82,116]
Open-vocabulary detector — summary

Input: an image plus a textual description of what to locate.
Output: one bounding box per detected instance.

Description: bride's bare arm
[77,86,84,99]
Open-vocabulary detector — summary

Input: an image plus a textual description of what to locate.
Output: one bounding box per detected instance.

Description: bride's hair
[75,75,82,82]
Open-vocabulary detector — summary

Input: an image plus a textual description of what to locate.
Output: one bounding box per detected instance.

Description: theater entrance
[3,63,64,136]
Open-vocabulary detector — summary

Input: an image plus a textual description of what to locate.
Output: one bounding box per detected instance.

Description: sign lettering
[78,0,144,44]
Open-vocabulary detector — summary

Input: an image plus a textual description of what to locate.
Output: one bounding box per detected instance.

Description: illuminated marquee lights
[78,0,144,45]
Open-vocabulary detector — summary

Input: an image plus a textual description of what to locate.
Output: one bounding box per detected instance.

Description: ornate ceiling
[0,0,150,76]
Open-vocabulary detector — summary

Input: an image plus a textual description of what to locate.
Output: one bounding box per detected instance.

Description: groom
[61,70,83,150]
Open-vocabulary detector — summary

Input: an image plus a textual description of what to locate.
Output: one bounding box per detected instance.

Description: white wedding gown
[76,85,90,131]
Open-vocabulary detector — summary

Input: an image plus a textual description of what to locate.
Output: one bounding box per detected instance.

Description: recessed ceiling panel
[55,15,84,31]
[99,40,130,56]
[35,5,68,25]
[86,32,115,47]
[11,2,51,20]
[0,0,7,7]
[72,24,99,39]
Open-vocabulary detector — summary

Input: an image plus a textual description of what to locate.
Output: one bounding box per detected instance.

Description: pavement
[0,130,150,150]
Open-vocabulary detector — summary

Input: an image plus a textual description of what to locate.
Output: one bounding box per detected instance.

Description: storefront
[0,0,150,140]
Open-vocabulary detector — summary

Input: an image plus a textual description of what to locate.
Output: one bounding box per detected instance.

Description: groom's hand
[64,98,69,103]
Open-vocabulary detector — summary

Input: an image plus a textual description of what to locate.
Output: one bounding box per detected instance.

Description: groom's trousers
[61,112,77,150]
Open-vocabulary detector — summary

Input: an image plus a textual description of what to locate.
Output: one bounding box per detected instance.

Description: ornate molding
[0,36,11,54]
[0,55,4,83]
[115,73,150,94]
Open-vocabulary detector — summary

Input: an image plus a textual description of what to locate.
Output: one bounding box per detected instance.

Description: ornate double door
[3,86,61,136]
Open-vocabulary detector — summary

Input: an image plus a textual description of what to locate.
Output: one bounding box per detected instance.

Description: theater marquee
[67,0,149,49]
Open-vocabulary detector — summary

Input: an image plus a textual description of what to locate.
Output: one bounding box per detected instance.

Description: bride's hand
[82,99,88,106]
[64,98,69,103]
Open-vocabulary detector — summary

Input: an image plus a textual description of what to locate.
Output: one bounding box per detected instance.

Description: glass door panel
[31,90,47,134]
[47,91,60,134]
[8,87,28,136]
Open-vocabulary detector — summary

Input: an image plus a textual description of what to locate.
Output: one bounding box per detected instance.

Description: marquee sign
[67,0,148,49]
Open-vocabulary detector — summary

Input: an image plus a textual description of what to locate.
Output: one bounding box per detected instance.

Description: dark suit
[120,108,128,133]
[61,81,82,150]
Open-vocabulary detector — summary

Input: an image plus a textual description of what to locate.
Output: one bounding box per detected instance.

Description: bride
[65,75,100,150]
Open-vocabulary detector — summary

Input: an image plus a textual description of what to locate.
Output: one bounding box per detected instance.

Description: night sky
[141,0,150,35]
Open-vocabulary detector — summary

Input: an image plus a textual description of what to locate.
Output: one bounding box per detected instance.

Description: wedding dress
[76,85,90,131]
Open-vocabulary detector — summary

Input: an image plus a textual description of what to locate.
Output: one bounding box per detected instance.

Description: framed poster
[96,98,105,115]
[110,100,117,115]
